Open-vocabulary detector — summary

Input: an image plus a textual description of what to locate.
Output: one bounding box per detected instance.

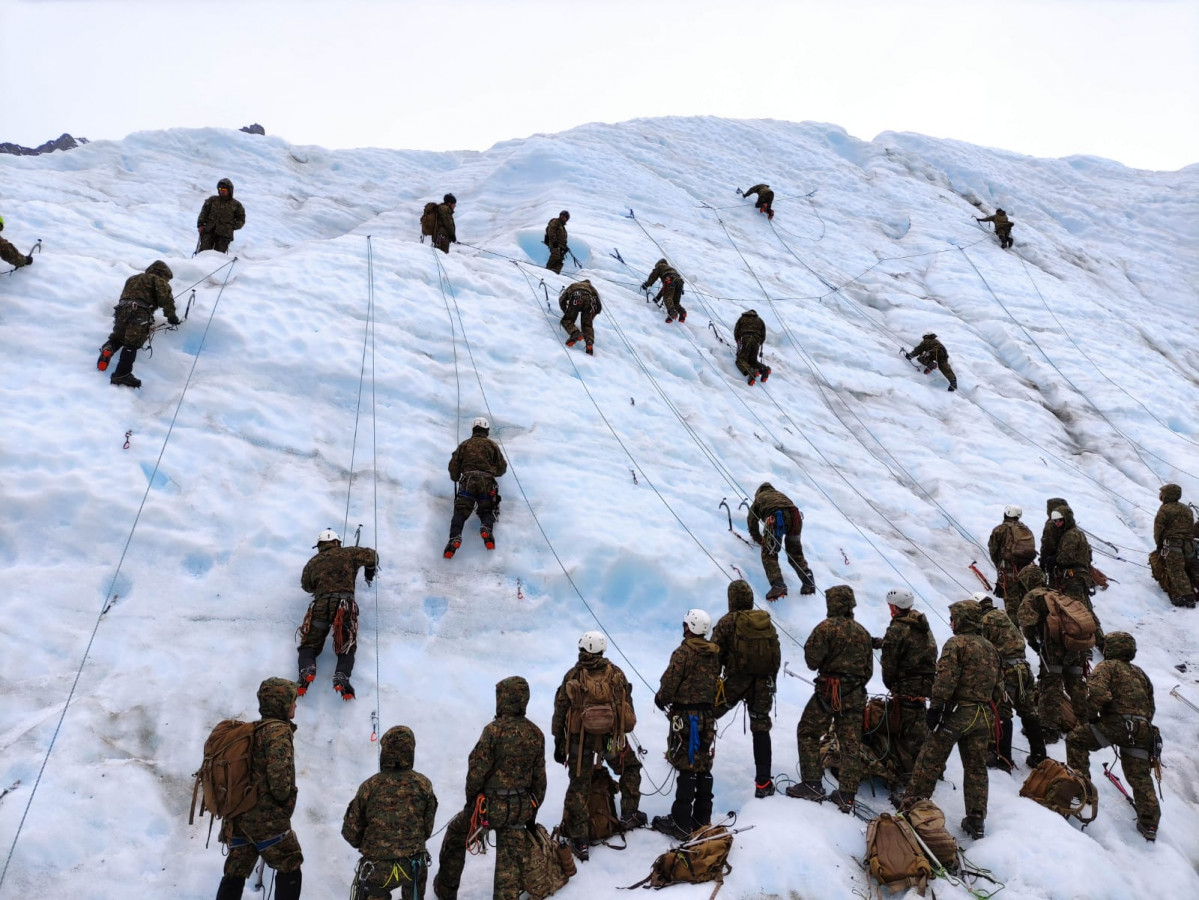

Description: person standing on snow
[544,210,570,274]
[197,177,246,253]
[434,194,457,254]
[97,260,179,388]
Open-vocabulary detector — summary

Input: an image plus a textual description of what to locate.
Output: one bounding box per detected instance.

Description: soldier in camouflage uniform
[903,600,1002,839]
[875,588,938,792]
[1038,497,1068,576]
[196,178,246,253]
[215,677,303,900]
[96,260,179,388]
[733,310,771,385]
[551,631,643,859]
[559,279,602,355]
[1064,632,1161,841]
[0,215,33,269]
[747,482,816,600]
[434,194,457,254]
[432,677,546,900]
[975,592,1047,769]
[641,258,687,323]
[1153,483,1198,608]
[905,333,957,391]
[651,609,721,839]
[987,505,1037,605]
[543,211,570,274]
[975,209,1014,248]
[786,585,873,813]
[1016,563,1089,745]
[297,529,378,700]
[1050,504,1103,646]
[712,580,781,797]
[343,726,438,899]
[445,416,507,558]
[741,183,774,218]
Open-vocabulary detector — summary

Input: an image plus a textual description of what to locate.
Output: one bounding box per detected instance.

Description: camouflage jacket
[1055,524,1091,572]
[644,259,682,290]
[233,678,298,838]
[910,336,950,366]
[342,726,437,860]
[1087,635,1154,722]
[301,545,378,596]
[734,311,766,345]
[559,280,601,315]
[465,677,547,807]
[881,609,938,697]
[804,587,873,683]
[656,634,721,709]
[435,203,456,243]
[118,269,177,320]
[746,485,797,542]
[931,633,1002,707]
[551,651,634,744]
[544,217,568,249]
[1154,486,1193,546]
[980,606,1026,660]
[0,236,28,268]
[979,211,1011,228]
[744,184,773,203]
[988,520,1035,569]
[449,429,507,481]
[197,179,246,238]
[711,580,779,676]
[1039,497,1067,566]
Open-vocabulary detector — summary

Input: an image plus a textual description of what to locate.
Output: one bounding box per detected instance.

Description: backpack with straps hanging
[728,609,780,677]
[1042,589,1096,652]
[586,767,627,848]
[864,813,933,896]
[903,800,959,874]
[564,664,634,740]
[189,719,275,835]
[627,824,734,899]
[1019,758,1098,824]
[523,823,572,899]
[1001,521,1037,568]
[420,202,438,238]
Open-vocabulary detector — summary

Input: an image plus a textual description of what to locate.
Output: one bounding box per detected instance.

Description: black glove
[903,351,912,359]
[926,705,946,732]
[974,217,981,222]
[640,283,648,291]
[553,742,566,765]
[167,314,181,326]
[654,695,668,712]
[1027,636,1041,653]
[364,566,377,585]
[871,636,884,650]
[24,255,33,266]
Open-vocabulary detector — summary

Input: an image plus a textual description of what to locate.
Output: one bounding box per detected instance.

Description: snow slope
[0,117,1197,899]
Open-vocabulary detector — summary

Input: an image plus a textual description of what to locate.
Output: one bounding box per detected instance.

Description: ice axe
[718,498,756,548]
[782,661,814,687]
[969,561,993,591]
[1170,684,1199,715]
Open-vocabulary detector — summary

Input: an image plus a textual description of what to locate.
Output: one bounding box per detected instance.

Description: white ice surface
[0,117,1197,899]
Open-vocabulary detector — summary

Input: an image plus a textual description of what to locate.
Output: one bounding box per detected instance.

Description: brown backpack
[564,664,635,752]
[523,823,572,900]
[189,720,272,830]
[864,813,933,896]
[1019,758,1098,824]
[628,824,734,898]
[1042,589,1096,652]
[729,609,780,677]
[1001,521,1037,568]
[904,800,958,874]
[587,767,626,848]
[420,202,439,237]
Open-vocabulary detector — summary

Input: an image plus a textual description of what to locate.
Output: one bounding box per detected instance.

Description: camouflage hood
[896,608,931,634]
[145,260,173,281]
[1053,504,1077,530]
[949,600,982,635]
[379,725,415,771]
[257,677,297,720]
[217,177,235,196]
[727,579,754,612]
[1160,484,1182,503]
[825,585,856,618]
[1017,562,1047,591]
[1045,497,1067,515]
[495,676,529,717]
[576,649,607,670]
[1102,631,1137,661]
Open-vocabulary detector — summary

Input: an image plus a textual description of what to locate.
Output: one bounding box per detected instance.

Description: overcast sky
[2,0,1196,170]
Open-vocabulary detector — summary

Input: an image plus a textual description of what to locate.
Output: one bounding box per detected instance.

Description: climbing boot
[569,837,589,861]
[829,789,856,815]
[1025,719,1048,767]
[585,341,594,355]
[960,815,985,839]
[110,372,142,388]
[784,781,825,802]
[565,332,584,347]
[333,673,355,701]
[948,384,958,392]
[296,665,317,697]
[678,310,687,322]
[1136,821,1158,842]
[97,343,115,371]
[759,365,771,382]
[480,527,495,550]
[275,869,302,900]
[800,583,816,595]
[619,810,648,830]
[650,815,690,840]
[215,876,247,900]
[754,779,776,798]
[765,582,787,602]
[747,373,757,386]
[665,314,675,323]
[443,536,461,559]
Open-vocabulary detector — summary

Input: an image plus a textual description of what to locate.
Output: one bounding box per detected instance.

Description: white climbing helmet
[1004,505,1022,519]
[971,591,994,605]
[472,416,490,431]
[683,609,712,637]
[578,631,607,654]
[316,529,340,544]
[885,588,915,609]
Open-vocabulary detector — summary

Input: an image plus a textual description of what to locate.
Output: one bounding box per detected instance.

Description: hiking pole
[1170,684,1199,715]
[969,562,993,591]
[1102,761,1136,809]
[782,661,814,687]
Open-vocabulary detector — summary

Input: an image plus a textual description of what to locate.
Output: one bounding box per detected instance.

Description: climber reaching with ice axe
[0,215,38,272]
[746,483,817,600]
[738,184,775,219]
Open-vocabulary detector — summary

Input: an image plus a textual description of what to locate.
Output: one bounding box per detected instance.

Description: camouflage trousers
[199,231,232,253]
[798,683,865,794]
[105,302,153,351]
[223,826,303,878]
[735,338,767,378]
[353,853,430,900]
[761,532,815,593]
[665,709,716,774]
[546,244,565,274]
[1035,656,1088,736]
[906,702,994,820]
[1066,720,1159,829]
[561,739,641,840]
[1160,538,1199,599]
[658,282,685,320]
[297,592,357,679]
[449,474,499,539]
[434,233,451,254]
[433,808,528,900]
[714,674,774,732]
[889,698,929,783]
[997,660,1038,722]
[559,307,598,345]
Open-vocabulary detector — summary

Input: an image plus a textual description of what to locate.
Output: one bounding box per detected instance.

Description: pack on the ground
[1042,589,1096,652]
[1019,758,1098,824]
[523,823,572,899]
[420,201,438,237]
[903,800,958,874]
[587,767,626,847]
[864,813,933,895]
[729,609,780,676]
[564,666,634,739]
[1001,521,1037,567]
[189,719,266,827]
[627,824,734,896]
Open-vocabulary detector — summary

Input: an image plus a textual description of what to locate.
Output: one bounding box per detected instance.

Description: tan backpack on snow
[903,800,959,874]
[865,813,933,895]
[1019,758,1098,824]
[628,824,734,899]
